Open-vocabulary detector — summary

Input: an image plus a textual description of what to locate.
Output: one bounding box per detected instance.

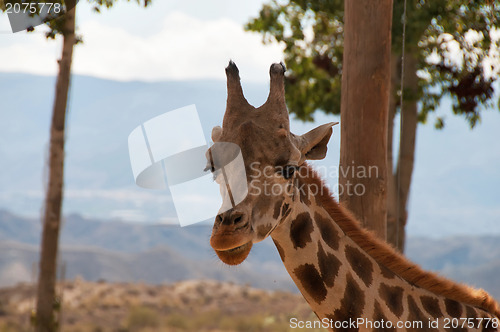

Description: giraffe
[207,61,500,331]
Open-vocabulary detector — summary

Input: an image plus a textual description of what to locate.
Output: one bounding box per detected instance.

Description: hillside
[1,211,499,300]
[0,210,294,291]
[0,279,319,332]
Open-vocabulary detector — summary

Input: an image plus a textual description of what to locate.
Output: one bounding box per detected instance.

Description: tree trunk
[387,52,401,249]
[386,51,419,253]
[35,1,76,331]
[339,0,393,241]
[393,53,418,252]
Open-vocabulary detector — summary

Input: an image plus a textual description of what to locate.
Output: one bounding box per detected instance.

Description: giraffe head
[208,61,336,265]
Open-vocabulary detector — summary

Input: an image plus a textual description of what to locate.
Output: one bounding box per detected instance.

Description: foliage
[246,0,344,121]
[246,0,500,128]
[419,2,500,127]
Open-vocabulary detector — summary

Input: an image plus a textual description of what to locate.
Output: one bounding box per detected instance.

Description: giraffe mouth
[214,241,253,265]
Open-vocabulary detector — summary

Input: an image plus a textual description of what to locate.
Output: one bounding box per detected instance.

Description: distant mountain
[0,210,293,290]
[1,72,499,238]
[0,240,293,290]
[406,236,500,299]
[0,211,499,299]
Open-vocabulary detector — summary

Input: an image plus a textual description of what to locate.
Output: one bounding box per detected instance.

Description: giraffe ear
[294,122,338,160]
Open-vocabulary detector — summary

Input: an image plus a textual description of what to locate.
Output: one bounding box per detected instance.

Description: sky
[0,0,283,81]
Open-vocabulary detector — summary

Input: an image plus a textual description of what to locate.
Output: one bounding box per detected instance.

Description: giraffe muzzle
[212,241,253,266]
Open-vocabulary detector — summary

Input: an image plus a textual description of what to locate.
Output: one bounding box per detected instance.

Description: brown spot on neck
[407,295,437,332]
[332,273,364,330]
[314,212,340,251]
[379,283,404,318]
[373,301,395,332]
[317,241,341,288]
[420,295,443,319]
[444,298,463,318]
[345,245,374,287]
[289,212,314,249]
[465,305,478,320]
[293,263,327,305]
[380,265,396,279]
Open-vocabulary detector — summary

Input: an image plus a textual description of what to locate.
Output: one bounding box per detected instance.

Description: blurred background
[0,0,499,331]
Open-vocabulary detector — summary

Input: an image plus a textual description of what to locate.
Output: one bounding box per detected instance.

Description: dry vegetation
[0,279,326,332]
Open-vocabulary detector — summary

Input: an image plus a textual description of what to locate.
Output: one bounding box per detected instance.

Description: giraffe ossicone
[207,61,500,330]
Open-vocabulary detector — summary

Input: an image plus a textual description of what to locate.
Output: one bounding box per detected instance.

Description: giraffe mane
[299,164,500,318]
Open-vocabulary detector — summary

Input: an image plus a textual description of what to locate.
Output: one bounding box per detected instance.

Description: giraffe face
[208,62,336,265]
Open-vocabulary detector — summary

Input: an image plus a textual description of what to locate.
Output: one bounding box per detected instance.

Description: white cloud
[0,28,61,76]
[0,11,284,82]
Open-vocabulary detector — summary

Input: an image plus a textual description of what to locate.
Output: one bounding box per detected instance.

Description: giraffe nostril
[218,212,245,226]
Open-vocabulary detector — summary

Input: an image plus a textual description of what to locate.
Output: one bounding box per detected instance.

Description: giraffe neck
[270,165,500,331]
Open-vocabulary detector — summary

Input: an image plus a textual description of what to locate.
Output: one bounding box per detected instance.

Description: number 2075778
[5,2,62,14]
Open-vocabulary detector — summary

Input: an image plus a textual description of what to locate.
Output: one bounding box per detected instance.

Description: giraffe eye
[279,165,298,180]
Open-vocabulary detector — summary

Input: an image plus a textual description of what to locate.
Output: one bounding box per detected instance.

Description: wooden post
[339,0,393,241]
